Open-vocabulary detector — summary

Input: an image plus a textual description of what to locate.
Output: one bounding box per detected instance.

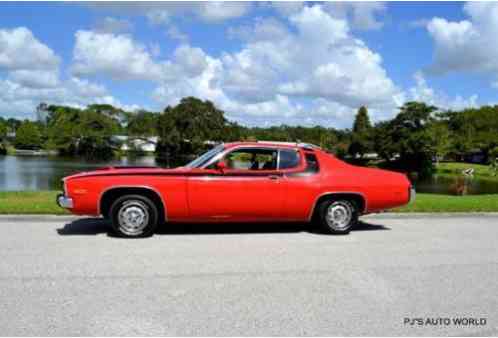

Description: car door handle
[268,175,280,180]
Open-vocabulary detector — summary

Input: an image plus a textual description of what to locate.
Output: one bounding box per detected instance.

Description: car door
[187,147,285,221]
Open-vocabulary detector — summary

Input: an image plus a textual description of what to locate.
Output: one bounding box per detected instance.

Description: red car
[57,141,414,237]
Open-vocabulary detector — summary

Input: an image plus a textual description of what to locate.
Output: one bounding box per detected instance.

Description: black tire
[316,199,358,234]
[109,194,159,238]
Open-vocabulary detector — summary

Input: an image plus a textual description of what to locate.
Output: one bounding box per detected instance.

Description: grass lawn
[0,191,68,215]
[395,193,498,212]
[435,162,497,181]
[0,191,498,215]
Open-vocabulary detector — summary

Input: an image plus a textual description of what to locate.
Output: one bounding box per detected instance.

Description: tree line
[1,97,497,174]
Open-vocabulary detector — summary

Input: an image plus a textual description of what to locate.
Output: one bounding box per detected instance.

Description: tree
[44,104,121,159]
[489,147,498,176]
[6,118,21,134]
[372,120,397,162]
[14,121,42,150]
[348,106,373,158]
[442,106,498,162]
[428,121,452,164]
[0,118,6,155]
[352,106,372,133]
[319,132,338,152]
[373,102,438,175]
[127,110,159,136]
[489,146,498,176]
[156,97,229,164]
[0,118,7,140]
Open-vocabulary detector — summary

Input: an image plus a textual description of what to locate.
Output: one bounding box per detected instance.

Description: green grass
[0,191,497,215]
[0,191,68,215]
[435,162,497,181]
[395,193,498,212]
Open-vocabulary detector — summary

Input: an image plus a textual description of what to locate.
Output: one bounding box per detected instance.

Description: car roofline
[224,141,321,151]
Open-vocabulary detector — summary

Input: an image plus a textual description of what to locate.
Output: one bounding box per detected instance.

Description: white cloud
[271,2,305,17]
[0,27,136,119]
[71,30,209,83]
[94,17,133,34]
[173,45,209,78]
[228,17,289,42]
[408,71,478,110]
[72,30,162,81]
[323,2,387,30]
[152,5,400,127]
[198,2,252,22]
[215,5,400,111]
[271,1,387,30]
[8,70,59,88]
[88,2,252,24]
[0,76,133,118]
[426,2,498,84]
[0,27,59,71]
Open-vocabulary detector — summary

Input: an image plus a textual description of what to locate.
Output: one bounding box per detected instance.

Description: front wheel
[110,194,159,238]
[316,199,358,234]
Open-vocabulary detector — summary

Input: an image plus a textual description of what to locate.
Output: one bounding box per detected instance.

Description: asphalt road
[0,214,497,336]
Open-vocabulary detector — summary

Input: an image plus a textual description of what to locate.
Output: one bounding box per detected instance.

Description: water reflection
[0,155,163,191]
[413,173,498,195]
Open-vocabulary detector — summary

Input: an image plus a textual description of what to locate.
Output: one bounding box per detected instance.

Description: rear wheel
[110,194,159,238]
[316,199,358,234]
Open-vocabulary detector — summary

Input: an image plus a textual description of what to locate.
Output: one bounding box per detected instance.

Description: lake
[1,155,498,194]
[0,155,161,191]
[412,174,498,195]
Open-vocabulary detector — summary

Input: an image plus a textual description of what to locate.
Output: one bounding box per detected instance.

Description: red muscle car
[57,141,414,237]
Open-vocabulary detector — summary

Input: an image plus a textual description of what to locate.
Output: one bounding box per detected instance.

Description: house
[111,135,158,153]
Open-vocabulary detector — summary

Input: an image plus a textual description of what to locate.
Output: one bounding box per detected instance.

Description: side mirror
[216,161,226,172]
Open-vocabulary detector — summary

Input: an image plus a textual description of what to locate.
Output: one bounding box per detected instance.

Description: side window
[304,152,319,173]
[279,149,300,169]
[224,148,278,171]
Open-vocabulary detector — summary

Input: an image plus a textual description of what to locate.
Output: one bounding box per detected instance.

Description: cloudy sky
[0,1,496,127]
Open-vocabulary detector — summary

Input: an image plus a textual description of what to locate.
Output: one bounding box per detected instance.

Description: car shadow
[56,218,390,237]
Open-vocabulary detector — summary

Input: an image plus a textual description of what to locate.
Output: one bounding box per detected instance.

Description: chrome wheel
[325,202,352,230]
[117,200,149,236]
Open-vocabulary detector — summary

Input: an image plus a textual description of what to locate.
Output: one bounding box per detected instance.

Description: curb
[363,212,498,219]
[0,215,88,222]
[1,213,498,222]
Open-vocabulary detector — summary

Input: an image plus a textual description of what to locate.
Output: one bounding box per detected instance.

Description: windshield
[185,144,225,168]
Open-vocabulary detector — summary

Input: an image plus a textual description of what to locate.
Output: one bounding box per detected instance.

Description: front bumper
[56,193,73,209]
[409,186,416,203]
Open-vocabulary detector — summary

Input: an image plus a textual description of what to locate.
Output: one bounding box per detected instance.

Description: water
[0,155,161,191]
[413,174,498,195]
[2,155,498,194]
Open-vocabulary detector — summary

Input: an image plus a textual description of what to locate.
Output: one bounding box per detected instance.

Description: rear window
[279,149,300,169]
[304,153,319,173]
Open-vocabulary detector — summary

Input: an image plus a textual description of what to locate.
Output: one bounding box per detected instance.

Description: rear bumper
[409,186,416,203]
[56,193,73,209]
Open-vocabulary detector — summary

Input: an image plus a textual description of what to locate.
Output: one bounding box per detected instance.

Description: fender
[308,191,368,221]
[98,185,168,220]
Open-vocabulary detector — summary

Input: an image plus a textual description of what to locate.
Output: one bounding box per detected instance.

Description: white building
[112,136,158,153]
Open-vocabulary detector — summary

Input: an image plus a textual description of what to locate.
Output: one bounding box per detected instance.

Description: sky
[0,1,497,128]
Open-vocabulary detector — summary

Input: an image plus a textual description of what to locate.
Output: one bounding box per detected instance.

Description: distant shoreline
[10,149,58,156]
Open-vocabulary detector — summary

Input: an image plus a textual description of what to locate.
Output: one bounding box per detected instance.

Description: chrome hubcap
[326,203,352,230]
[118,201,149,235]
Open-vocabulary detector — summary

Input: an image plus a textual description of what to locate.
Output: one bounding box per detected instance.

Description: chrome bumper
[409,186,416,203]
[57,194,73,209]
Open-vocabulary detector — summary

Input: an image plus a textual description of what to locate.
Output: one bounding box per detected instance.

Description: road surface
[0,214,497,336]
